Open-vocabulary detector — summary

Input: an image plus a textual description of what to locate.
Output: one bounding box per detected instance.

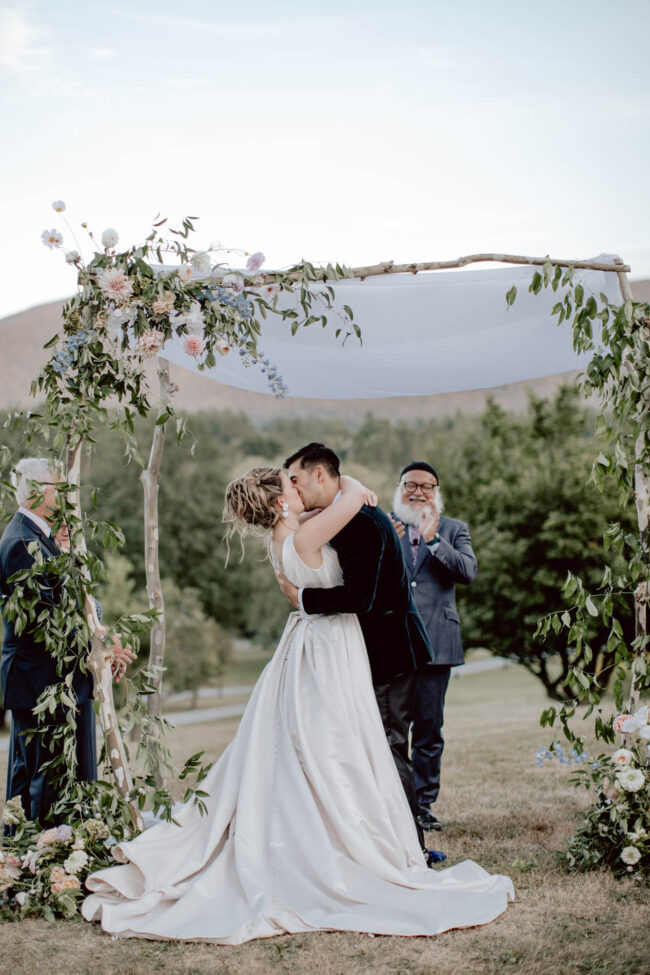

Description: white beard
[392,487,444,527]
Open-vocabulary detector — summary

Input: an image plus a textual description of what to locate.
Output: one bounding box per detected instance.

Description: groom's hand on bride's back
[274,568,300,609]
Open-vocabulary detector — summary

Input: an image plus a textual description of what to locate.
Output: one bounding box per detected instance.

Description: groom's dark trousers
[300,505,433,849]
[0,512,95,824]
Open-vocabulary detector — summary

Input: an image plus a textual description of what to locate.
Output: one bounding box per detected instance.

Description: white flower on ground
[190,251,212,274]
[178,264,193,283]
[63,850,89,874]
[65,250,81,265]
[627,829,647,844]
[611,748,634,766]
[616,768,645,793]
[101,228,119,249]
[42,228,63,249]
[222,273,244,293]
[52,200,66,212]
[621,707,649,734]
[97,268,134,303]
[621,846,641,865]
[246,251,265,273]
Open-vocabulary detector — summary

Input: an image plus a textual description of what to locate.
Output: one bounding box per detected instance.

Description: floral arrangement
[0,797,117,920]
[40,201,353,406]
[538,706,649,880]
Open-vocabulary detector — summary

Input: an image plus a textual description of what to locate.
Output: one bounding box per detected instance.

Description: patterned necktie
[409,525,420,566]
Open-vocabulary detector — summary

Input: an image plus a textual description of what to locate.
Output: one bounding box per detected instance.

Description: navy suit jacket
[396,514,478,667]
[0,512,93,710]
[300,505,433,684]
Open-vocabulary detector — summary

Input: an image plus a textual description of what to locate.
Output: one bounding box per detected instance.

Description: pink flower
[183,335,204,358]
[246,251,265,273]
[37,828,59,848]
[97,268,134,303]
[152,293,175,316]
[178,264,193,283]
[135,329,165,358]
[611,748,634,766]
[50,865,81,893]
[56,825,73,842]
[613,714,633,735]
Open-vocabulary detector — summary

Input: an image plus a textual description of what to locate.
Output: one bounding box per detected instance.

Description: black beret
[400,461,439,483]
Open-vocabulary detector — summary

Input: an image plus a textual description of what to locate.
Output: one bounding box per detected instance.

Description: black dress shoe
[416,809,443,831]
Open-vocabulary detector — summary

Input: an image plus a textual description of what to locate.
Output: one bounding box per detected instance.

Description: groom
[277,443,434,852]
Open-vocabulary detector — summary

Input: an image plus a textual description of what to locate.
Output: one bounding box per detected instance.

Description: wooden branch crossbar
[260,253,631,283]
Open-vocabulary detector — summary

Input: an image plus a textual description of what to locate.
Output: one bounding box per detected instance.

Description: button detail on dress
[411,580,417,587]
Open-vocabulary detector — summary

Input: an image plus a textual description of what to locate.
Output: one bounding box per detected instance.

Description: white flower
[21,850,40,875]
[627,829,647,844]
[182,301,205,332]
[611,748,634,766]
[42,228,63,249]
[71,835,86,851]
[621,707,649,734]
[65,250,81,265]
[222,273,244,293]
[190,251,212,274]
[101,228,119,249]
[15,891,26,907]
[616,768,645,793]
[638,725,650,740]
[63,850,89,874]
[621,846,641,865]
[52,200,66,212]
[215,337,230,356]
[178,264,193,283]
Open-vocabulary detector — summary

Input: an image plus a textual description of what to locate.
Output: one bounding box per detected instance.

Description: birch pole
[67,439,143,830]
[615,260,649,712]
[140,359,176,787]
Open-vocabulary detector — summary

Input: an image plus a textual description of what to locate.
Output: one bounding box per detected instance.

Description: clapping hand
[389,514,406,539]
[109,634,137,682]
[419,505,440,544]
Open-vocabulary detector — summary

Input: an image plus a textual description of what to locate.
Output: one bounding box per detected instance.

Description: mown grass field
[1,664,648,975]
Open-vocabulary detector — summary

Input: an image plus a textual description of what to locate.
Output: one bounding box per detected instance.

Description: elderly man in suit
[0,457,134,824]
[392,461,478,832]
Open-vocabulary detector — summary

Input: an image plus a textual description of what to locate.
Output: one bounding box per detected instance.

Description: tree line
[0,385,635,702]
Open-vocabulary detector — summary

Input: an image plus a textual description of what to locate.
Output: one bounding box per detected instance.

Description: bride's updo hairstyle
[223,466,284,562]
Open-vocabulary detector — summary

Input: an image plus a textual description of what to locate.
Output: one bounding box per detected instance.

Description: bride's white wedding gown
[82,536,514,943]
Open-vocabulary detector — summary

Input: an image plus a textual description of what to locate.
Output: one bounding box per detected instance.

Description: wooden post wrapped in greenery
[509,259,650,879]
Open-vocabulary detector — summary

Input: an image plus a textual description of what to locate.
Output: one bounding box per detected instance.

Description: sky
[1,0,649,319]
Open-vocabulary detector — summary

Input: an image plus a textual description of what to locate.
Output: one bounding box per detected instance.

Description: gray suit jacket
[395,513,478,667]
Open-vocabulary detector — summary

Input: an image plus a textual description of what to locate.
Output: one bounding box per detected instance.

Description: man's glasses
[401,481,438,495]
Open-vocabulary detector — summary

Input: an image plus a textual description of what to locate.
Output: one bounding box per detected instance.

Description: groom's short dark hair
[284,443,341,478]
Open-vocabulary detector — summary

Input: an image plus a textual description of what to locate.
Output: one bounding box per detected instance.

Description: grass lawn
[1,664,648,975]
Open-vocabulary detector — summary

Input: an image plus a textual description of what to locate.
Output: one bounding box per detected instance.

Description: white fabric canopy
[161,255,622,399]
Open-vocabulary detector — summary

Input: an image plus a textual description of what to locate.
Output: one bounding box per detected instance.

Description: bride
[82,467,513,943]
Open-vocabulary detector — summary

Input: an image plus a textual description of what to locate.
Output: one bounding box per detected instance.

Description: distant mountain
[1,280,647,423]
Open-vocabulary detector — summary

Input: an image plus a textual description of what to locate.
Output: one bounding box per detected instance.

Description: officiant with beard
[391,462,478,832]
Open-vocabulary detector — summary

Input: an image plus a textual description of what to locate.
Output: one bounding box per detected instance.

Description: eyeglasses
[401,481,438,494]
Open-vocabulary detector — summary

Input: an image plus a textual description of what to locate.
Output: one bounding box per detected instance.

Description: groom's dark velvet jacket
[300,505,433,684]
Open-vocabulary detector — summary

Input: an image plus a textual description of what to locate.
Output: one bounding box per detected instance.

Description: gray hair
[12,457,58,506]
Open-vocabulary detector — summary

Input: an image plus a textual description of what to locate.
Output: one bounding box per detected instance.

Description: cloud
[0,7,53,73]
[105,5,366,37]
[90,47,116,60]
